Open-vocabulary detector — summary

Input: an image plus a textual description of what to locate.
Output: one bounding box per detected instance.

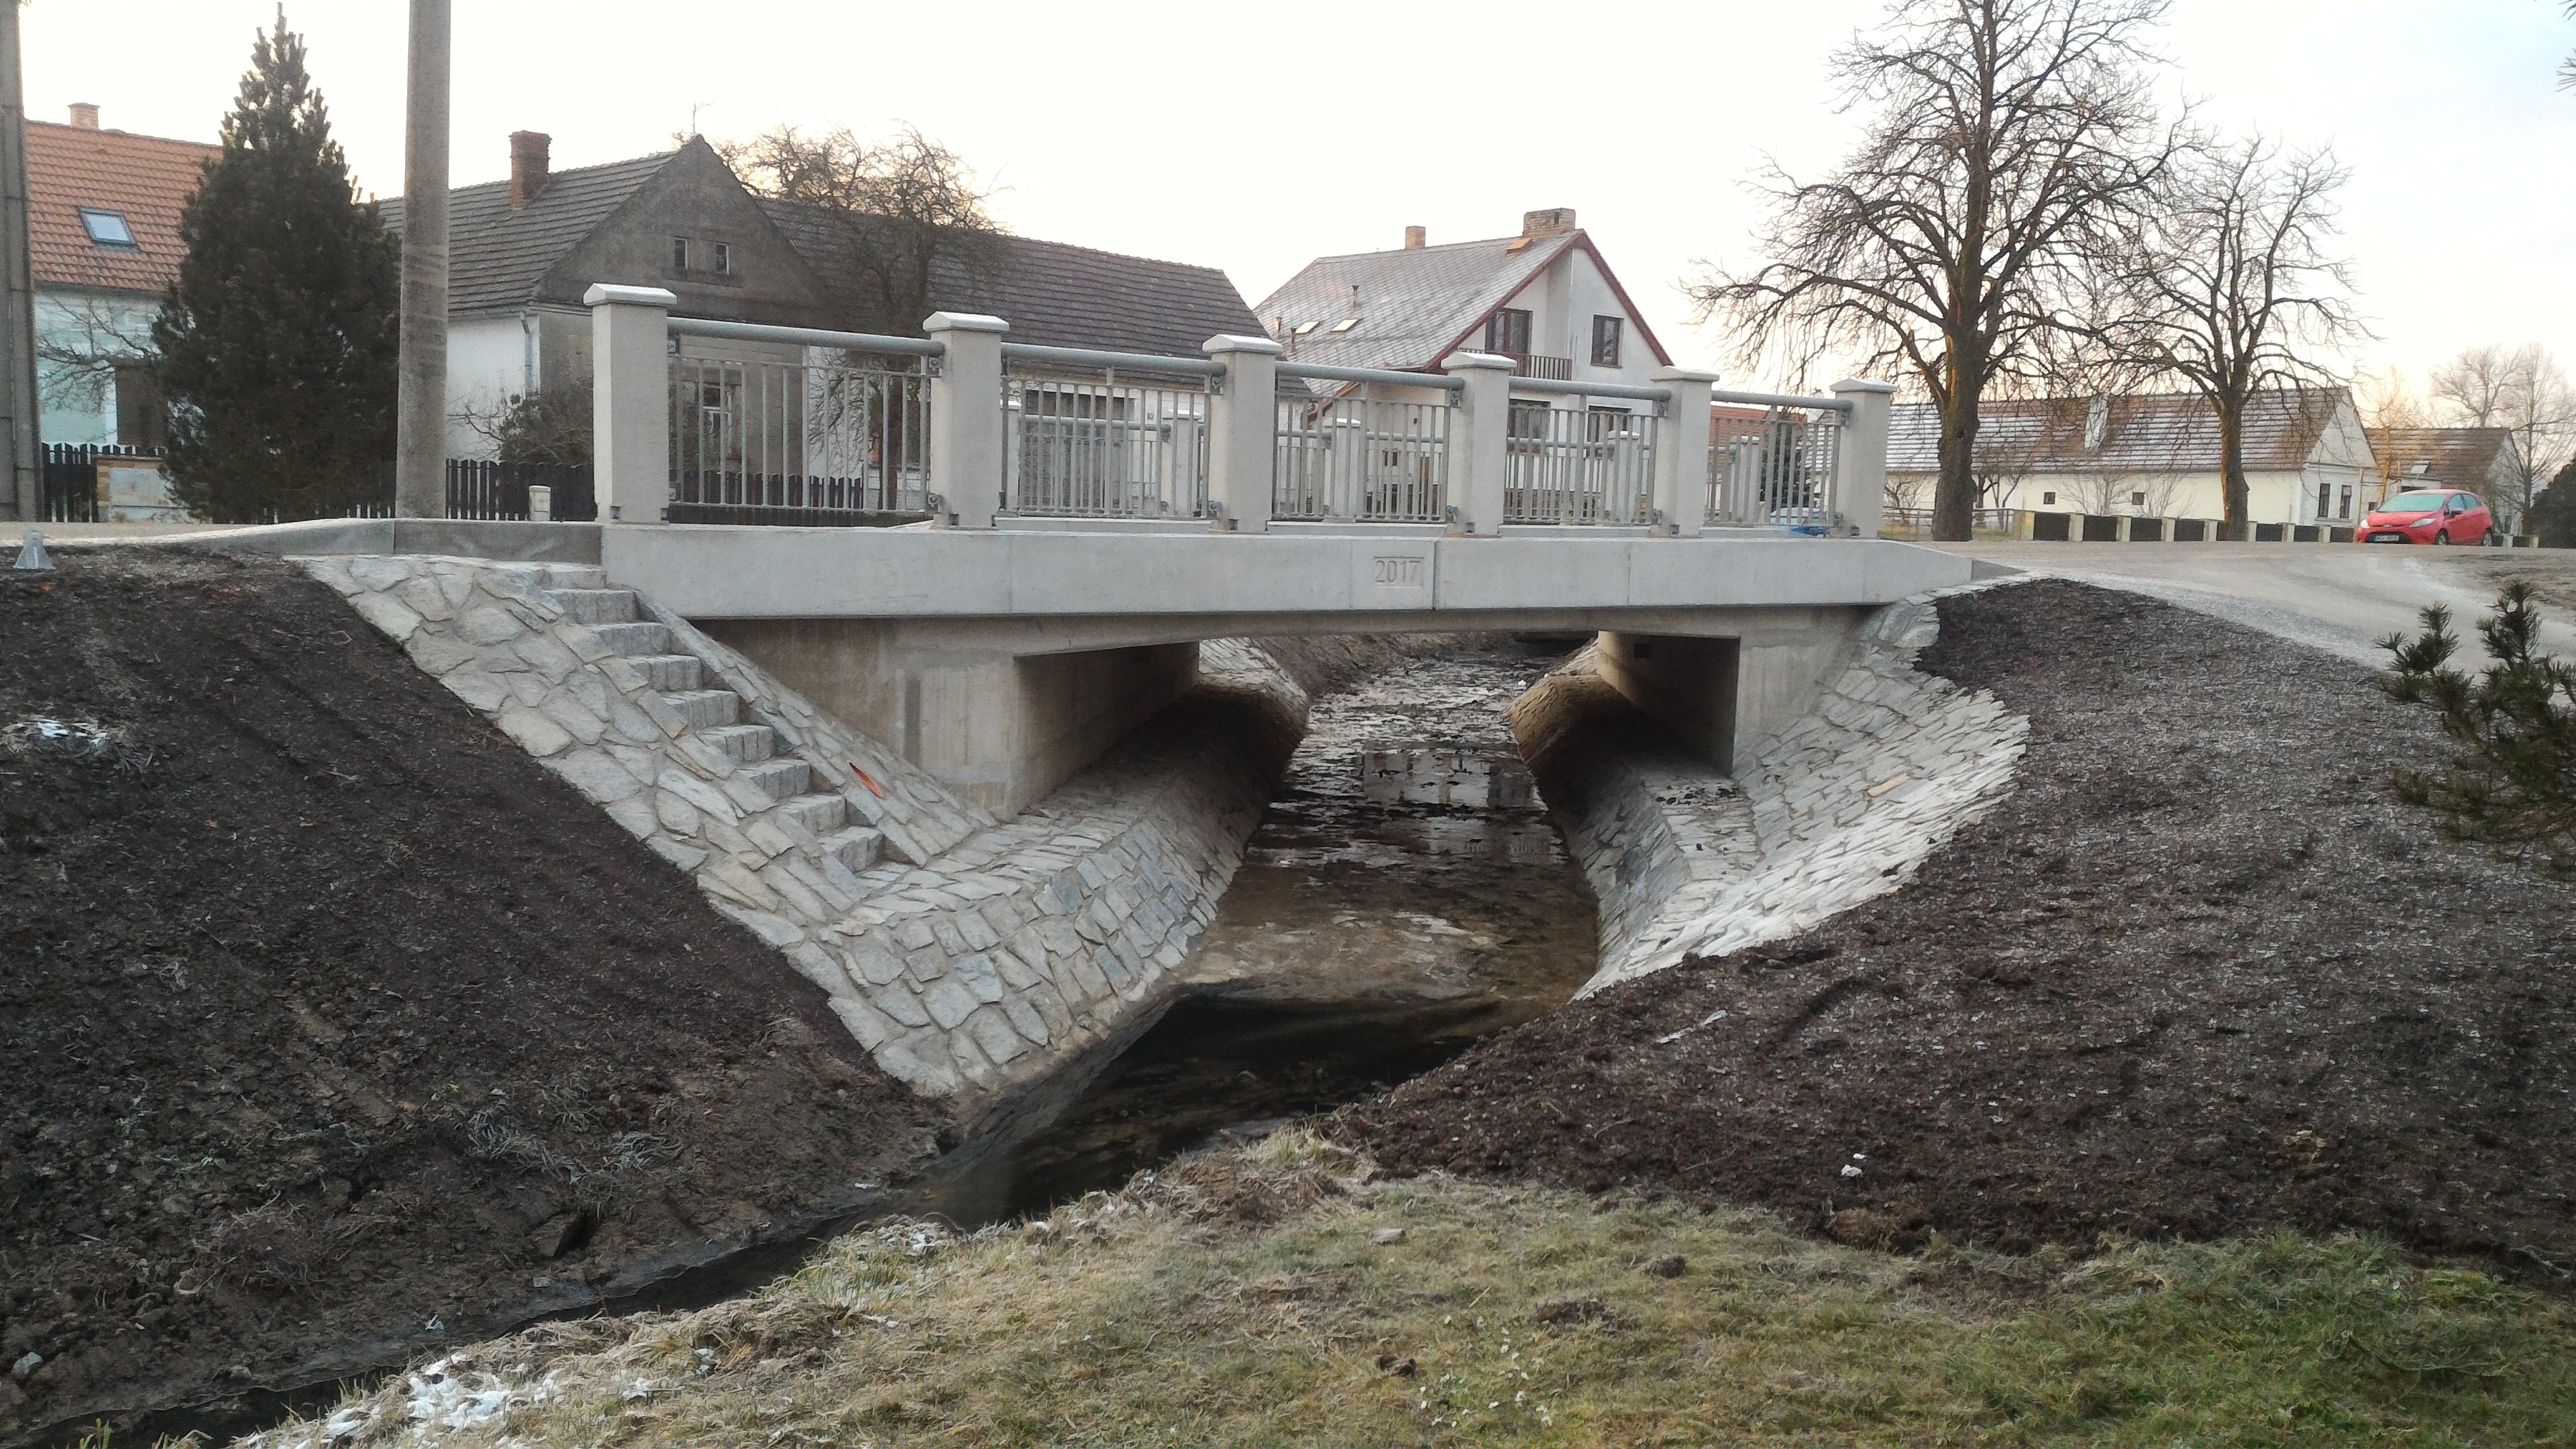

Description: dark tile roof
[1888,387,2355,475]
[1252,233,1575,373]
[26,119,218,295]
[2366,426,2519,491]
[760,198,1260,352]
[381,150,674,315]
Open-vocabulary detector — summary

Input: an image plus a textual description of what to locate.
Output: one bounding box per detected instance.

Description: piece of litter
[1370,1226,1407,1245]
[13,530,52,573]
[1840,1164,1864,1178]
[1653,1009,1729,1046]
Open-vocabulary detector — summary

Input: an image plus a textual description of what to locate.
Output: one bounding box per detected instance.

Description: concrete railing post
[1202,333,1283,532]
[1444,351,1516,536]
[1830,379,1896,539]
[924,312,1009,528]
[1650,368,1719,537]
[586,284,675,524]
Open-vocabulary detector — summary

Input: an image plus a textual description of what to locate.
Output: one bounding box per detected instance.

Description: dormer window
[2083,396,2110,452]
[79,208,137,250]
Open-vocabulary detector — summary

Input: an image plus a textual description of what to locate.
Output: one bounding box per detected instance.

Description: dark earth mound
[1342,580,2576,1285]
[0,550,944,1444]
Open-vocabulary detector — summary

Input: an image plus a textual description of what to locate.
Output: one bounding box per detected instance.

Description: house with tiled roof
[386,133,1263,458]
[1257,209,1670,388]
[2364,426,2526,527]
[1887,386,2377,529]
[27,104,217,448]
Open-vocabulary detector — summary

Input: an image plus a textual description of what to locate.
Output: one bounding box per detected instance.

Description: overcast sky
[26,1,2575,389]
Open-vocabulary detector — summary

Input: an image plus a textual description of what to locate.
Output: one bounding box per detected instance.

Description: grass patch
[252,1133,2576,1448]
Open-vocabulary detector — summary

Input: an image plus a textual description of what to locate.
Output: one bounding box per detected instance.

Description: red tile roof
[26,119,218,296]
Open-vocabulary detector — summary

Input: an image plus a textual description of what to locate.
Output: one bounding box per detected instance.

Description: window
[113,363,166,448]
[2317,481,2333,518]
[2130,490,2146,508]
[79,208,136,249]
[1506,397,1552,439]
[2452,493,2476,511]
[1291,320,1321,337]
[1330,318,1359,334]
[1590,315,1622,368]
[2041,490,2057,506]
[2338,486,2352,519]
[1485,308,1531,357]
[670,236,691,272]
[713,242,731,275]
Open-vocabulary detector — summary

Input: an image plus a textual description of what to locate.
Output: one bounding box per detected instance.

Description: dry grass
[241,1131,2576,1448]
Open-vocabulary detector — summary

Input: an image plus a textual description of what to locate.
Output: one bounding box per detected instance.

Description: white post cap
[1204,333,1285,357]
[582,283,679,308]
[1651,366,1724,385]
[1827,378,1898,394]
[1441,350,1518,372]
[923,312,1009,335]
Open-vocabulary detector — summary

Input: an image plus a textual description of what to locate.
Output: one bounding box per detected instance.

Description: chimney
[67,103,99,130]
[1520,207,1577,240]
[508,131,552,209]
[1403,225,1426,250]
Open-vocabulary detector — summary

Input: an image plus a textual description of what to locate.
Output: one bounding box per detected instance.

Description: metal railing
[667,349,930,524]
[1504,401,1658,525]
[1508,353,1573,380]
[1273,394,1453,522]
[1001,345,1216,519]
[1707,401,1843,529]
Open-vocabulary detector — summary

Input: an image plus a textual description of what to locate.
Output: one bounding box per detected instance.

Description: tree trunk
[1931,370,1984,543]
[393,0,450,519]
[2217,399,2248,541]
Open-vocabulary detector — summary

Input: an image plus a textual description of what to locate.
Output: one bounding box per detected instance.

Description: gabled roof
[26,119,218,296]
[381,150,673,314]
[1889,387,2356,476]
[762,200,1260,353]
[2366,426,2520,491]
[1253,230,1672,374]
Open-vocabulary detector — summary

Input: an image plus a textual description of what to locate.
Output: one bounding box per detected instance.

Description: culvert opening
[958,636,1601,1220]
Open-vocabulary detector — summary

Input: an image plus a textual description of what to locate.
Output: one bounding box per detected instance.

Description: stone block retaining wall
[1515,595,2029,996]
[308,555,1304,1116]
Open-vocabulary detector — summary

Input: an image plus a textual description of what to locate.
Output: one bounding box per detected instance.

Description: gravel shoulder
[0,552,945,1443]
[1341,579,2576,1284]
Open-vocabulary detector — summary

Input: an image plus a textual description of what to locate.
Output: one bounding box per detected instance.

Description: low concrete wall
[1516,593,2029,993]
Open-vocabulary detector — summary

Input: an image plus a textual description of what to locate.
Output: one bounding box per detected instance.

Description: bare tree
[2431,343,2575,529]
[1692,0,2180,541]
[2107,135,2361,536]
[452,384,590,467]
[2356,366,2434,504]
[718,125,1003,337]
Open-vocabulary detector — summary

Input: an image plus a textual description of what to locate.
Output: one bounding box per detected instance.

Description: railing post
[1202,333,1282,532]
[585,284,675,523]
[1650,367,1718,538]
[924,312,1008,528]
[1829,379,1894,540]
[1443,351,1515,535]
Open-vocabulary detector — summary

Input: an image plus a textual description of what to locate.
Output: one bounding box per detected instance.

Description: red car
[2360,489,2496,546]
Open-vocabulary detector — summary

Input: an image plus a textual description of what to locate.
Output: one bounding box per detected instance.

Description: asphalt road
[1931,540,2576,665]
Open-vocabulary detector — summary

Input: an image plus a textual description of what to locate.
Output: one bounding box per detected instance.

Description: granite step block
[590,621,672,657]
[702,724,777,764]
[631,654,704,692]
[740,758,813,802]
[662,689,741,730]
[539,565,608,589]
[540,587,638,625]
[779,793,849,834]
[823,825,884,872]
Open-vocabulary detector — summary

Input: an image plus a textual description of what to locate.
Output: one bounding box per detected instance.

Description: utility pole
[0,2,42,523]
[392,0,449,518]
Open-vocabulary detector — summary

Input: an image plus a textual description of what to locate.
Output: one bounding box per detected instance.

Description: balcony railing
[1506,352,1573,381]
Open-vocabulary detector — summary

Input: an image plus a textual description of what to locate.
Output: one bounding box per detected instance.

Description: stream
[975,638,1601,1217]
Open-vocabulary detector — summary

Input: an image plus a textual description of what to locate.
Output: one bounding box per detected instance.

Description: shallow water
[989,641,1599,1216]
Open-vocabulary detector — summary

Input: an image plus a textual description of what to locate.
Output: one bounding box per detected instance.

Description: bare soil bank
[0,552,943,1443]
[1342,580,2576,1284]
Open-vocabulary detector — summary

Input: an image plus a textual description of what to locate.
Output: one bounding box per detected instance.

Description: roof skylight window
[1330,318,1359,334]
[1291,321,1321,337]
[79,208,137,250]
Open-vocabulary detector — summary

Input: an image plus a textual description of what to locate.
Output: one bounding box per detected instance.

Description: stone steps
[740,757,813,802]
[662,689,741,730]
[631,653,704,692]
[823,825,885,872]
[540,586,636,625]
[702,724,775,764]
[591,621,670,656]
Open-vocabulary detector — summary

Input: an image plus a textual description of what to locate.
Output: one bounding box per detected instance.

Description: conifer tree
[2383,581,2576,875]
[152,14,398,522]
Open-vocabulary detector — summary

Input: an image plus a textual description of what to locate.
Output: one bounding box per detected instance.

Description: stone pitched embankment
[1516,596,2028,992]
[308,555,1301,1113]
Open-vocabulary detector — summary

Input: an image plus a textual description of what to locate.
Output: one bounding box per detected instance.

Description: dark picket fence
[40,443,167,523]
[446,459,597,521]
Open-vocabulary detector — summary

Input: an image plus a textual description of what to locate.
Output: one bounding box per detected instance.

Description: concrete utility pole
[392,0,450,518]
[0,3,43,523]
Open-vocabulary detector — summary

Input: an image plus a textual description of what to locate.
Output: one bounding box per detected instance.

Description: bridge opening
[941,635,1601,1218]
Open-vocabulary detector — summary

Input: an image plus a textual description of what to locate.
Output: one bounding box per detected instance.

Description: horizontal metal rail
[1509,377,1674,406]
[667,316,943,358]
[999,341,1224,378]
[1711,387,1852,414]
[1278,360,1468,393]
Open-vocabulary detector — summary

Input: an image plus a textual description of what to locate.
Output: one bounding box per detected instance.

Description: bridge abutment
[1592,606,1872,772]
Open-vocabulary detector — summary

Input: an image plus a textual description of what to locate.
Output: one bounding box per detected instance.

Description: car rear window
[2384,492,2446,512]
